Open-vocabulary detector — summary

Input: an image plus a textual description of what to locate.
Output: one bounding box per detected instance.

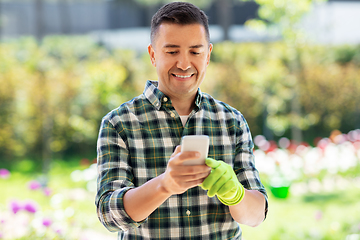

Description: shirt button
[170,112,175,118]
[155,103,159,107]
[186,210,191,216]
[163,97,168,102]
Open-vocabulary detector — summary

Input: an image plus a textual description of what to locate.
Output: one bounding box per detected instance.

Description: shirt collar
[143,80,203,110]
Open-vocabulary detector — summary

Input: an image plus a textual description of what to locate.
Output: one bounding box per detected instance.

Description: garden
[1,129,360,240]
[1,36,360,239]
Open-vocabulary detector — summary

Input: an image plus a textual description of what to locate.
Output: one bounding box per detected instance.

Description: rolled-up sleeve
[95,116,147,232]
[234,114,268,216]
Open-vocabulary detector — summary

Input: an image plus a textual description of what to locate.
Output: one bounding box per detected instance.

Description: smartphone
[181,135,209,165]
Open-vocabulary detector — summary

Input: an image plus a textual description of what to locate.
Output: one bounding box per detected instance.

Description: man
[96,2,268,239]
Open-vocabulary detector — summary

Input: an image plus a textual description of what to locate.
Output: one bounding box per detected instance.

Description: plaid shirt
[96,80,267,240]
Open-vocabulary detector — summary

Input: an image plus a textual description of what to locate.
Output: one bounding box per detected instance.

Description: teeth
[174,74,192,78]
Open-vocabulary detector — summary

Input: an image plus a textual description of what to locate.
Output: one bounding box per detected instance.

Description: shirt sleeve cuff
[109,187,148,231]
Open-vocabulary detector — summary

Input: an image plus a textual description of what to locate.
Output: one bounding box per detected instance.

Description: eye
[167,51,178,55]
[191,52,200,55]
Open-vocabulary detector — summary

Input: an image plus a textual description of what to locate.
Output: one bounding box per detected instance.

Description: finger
[207,171,232,197]
[190,171,212,182]
[171,145,182,157]
[201,164,226,190]
[174,164,211,177]
[183,178,207,189]
[217,178,237,197]
[180,172,210,184]
[168,172,208,192]
[170,147,200,166]
[205,158,221,169]
[177,151,201,163]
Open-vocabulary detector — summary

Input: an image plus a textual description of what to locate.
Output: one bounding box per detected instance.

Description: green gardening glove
[201,158,245,206]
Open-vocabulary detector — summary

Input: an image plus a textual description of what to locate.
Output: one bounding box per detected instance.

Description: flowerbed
[254,129,360,197]
[0,161,115,240]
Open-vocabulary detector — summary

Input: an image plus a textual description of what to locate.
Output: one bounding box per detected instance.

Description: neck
[171,95,196,115]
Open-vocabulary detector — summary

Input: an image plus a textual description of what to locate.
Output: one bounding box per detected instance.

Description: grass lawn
[242,182,360,240]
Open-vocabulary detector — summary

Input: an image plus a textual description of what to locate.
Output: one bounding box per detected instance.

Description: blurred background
[0,0,360,239]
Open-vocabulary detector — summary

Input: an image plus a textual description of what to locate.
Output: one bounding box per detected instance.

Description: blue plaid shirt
[96,80,267,239]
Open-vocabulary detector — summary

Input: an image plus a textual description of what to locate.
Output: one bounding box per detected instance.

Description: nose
[176,53,191,71]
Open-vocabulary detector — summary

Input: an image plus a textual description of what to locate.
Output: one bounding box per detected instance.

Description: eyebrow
[163,44,204,49]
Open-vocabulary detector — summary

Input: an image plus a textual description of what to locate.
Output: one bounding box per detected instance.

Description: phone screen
[181,135,209,165]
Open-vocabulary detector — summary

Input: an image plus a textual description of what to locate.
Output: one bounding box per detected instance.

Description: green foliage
[333,44,360,66]
[205,41,360,140]
[1,36,360,164]
[0,36,143,163]
[245,0,327,43]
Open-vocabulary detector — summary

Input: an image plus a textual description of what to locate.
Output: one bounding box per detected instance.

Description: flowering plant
[254,129,360,197]
[0,160,113,240]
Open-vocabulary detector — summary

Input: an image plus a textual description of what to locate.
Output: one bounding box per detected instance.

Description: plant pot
[270,185,290,199]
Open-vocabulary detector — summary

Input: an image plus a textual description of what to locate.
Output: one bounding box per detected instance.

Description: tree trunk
[291,90,303,143]
[59,0,72,34]
[263,107,274,140]
[289,46,303,144]
[42,112,52,176]
[38,69,52,177]
[216,0,232,41]
[0,0,2,41]
[34,0,44,42]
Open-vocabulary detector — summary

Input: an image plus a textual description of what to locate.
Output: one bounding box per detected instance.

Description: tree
[243,0,327,142]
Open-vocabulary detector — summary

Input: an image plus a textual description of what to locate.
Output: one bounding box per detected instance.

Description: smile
[173,74,193,78]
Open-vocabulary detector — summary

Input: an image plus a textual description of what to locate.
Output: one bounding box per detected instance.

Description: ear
[148,44,156,67]
[206,43,213,66]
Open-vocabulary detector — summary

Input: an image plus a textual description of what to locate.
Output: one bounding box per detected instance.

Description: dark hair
[150,2,210,44]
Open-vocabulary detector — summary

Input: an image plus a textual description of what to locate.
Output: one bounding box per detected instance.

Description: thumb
[205,158,221,169]
[171,145,182,157]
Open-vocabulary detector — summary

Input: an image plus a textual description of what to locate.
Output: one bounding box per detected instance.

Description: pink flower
[28,180,42,190]
[23,200,38,213]
[315,210,323,221]
[0,169,10,179]
[55,228,63,236]
[9,200,22,214]
[43,187,52,196]
[42,218,52,228]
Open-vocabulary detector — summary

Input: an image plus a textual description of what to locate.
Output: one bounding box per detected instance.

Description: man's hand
[160,146,211,195]
[201,158,245,206]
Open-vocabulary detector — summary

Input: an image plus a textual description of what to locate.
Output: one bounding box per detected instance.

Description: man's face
[148,23,212,100]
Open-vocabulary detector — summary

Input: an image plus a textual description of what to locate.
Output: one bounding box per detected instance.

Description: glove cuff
[217,184,245,206]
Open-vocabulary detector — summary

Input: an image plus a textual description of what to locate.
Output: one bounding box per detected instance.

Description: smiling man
[148,23,212,116]
[96,2,268,239]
